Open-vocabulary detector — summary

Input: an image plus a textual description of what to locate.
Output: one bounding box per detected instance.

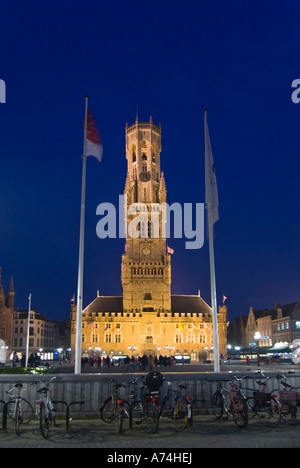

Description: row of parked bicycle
[0,369,299,438]
[100,369,300,433]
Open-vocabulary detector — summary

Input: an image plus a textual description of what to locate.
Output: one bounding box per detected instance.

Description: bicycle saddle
[256,380,267,386]
[14,383,23,388]
[281,381,292,389]
[37,387,48,393]
[113,383,126,389]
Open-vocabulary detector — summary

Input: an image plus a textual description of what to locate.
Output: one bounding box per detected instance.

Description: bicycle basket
[253,392,272,408]
[145,372,163,391]
[280,391,297,407]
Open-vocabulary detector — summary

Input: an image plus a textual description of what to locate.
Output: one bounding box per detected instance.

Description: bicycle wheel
[0,399,5,424]
[230,396,248,428]
[39,403,52,438]
[212,391,224,419]
[281,404,298,425]
[20,398,34,423]
[173,397,189,431]
[100,396,114,423]
[256,397,281,428]
[144,399,160,433]
[15,400,22,435]
[8,398,33,424]
[115,404,124,433]
[245,397,257,419]
[130,400,145,428]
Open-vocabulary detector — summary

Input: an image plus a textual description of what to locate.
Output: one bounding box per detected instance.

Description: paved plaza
[1,412,300,449]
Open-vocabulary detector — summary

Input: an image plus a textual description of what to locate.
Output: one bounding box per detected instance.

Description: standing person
[12,352,18,368]
[148,354,154,371]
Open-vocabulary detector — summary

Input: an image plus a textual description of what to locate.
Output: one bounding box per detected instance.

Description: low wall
[0,371,299,416]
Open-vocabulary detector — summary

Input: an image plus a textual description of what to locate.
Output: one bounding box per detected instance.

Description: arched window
[105,332,112,343]
[187,331,194,343]
[115,332,122,343]
[199,331,206,343]
[175,331,183,343]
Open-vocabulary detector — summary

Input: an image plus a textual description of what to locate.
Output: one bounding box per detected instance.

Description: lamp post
[254,332,261,365]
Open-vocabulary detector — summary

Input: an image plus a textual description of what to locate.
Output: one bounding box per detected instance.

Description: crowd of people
[11,351,43,368]
[81,354,176,371]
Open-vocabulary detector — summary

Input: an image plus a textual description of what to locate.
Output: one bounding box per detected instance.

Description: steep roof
[83,296,123,314]
[82,294,212,315]
[171,295,211,314]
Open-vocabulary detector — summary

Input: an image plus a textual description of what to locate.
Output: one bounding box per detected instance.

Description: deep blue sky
[0,1,299,322]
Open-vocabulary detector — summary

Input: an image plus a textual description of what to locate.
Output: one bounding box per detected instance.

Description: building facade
[13,309,55,361]
[0,268,15,357]
[70,117,227,363]
[229,300,300,349]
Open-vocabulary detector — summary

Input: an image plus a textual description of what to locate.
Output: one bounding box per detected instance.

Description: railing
[0,371,299,417]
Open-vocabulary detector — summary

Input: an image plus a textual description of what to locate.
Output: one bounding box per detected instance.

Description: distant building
[229,300,300,349]
[0,267,15,357]
[227,315,247,348]
[13,309,55,361]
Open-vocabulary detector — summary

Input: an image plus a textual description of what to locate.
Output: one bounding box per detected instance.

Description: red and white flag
[85,108,103,162]
[167,246,174,254]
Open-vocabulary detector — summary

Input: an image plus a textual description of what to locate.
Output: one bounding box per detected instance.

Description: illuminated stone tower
[121,117,171,313]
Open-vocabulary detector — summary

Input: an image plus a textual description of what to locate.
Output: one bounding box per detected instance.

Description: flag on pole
[85,108,103,161]
[167,246,174,254]
[204,111,219,226]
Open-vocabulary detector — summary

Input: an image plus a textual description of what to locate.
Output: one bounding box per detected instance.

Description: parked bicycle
[138,371,163,433]
[4,382,34,435]
[276,371,300,425]
[127,375,146,428]
[159,381,190,431]
[100,379,130,433]
[32,376,60,438]
[212,380,248,428]
[251,370,281,428]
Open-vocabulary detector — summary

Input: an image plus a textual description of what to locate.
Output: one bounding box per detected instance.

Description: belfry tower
[121,117,171,313]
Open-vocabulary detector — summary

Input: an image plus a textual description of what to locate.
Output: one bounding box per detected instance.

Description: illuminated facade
[0,268,14,357]
[70,118,227,362]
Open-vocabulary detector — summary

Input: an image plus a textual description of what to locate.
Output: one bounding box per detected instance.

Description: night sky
[0,1,299,323]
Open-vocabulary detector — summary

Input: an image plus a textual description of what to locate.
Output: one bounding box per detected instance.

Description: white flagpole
[74,96,89,374]
[207,209,220,372]
[204,110,220,372]
[25,293,31,369]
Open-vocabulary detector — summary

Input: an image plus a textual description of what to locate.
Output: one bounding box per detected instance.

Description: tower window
[141,152,147,160]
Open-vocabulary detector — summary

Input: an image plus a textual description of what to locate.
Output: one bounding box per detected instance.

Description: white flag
[204,111,219,226]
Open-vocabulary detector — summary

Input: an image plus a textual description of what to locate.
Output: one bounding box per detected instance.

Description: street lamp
[254,332,261,364]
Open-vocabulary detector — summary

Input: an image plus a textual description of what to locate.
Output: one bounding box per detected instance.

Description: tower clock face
[142,246,151,255]
[139,171,151,182]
